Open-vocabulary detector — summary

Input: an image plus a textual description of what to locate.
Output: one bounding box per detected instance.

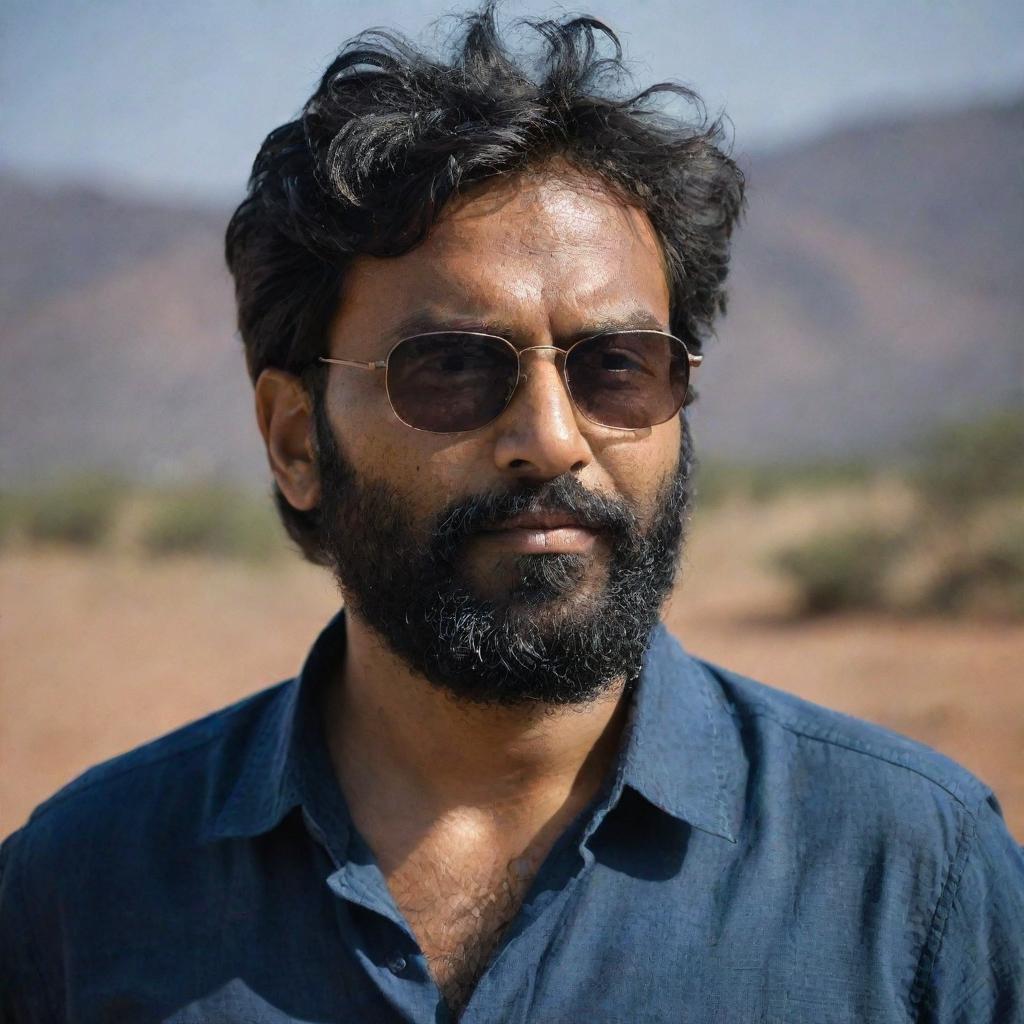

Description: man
[2,6,1022,1022]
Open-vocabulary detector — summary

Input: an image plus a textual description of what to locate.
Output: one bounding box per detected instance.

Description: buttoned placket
[298,748,630,1024]
[296,805,437,1022]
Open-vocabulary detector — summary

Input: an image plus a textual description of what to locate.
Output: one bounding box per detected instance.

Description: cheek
[597,419,683,514]
[410,440,496,513]
[336,411,487,520]
[327,367,408,459]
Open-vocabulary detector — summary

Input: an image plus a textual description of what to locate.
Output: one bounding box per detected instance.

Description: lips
[483,512,592,532]
[476,512,600,555]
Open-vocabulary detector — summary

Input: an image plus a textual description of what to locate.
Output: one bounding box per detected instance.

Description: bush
[140,487,282,562]
[0,493,23,545]
[8,476,126,548]
[768,412,1024,620]
[773,526,904,616]
[749,460,874,503]
[694,459,874,509]
[692,461,749,508]
[911,409,1024,521]
[921,517,1024,618]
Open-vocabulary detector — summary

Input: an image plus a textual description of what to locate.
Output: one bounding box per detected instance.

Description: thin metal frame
[319,329,702,434]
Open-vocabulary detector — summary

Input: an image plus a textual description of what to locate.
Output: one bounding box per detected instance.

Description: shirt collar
[204,609,349,844]
[619,623,744,844]
[206,613,745,846]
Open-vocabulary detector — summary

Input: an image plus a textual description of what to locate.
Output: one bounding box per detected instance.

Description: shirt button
[387,954,408,974]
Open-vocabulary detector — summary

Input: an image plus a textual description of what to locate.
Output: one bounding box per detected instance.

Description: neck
[325,610,630,826]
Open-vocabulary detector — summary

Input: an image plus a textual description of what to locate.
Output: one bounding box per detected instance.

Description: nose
[491,347,593,480]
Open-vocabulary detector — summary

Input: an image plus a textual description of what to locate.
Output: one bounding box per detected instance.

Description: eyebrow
[387,307,669,346]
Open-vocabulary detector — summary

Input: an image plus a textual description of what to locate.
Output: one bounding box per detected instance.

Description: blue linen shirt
[2,612,1022,1023]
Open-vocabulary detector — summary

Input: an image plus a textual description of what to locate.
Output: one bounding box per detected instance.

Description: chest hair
[386,846,545,1016]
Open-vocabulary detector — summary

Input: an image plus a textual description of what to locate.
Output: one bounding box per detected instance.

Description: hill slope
[2,98,1022,480]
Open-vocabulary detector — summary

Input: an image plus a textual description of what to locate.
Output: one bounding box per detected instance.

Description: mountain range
[2,96,1021,484]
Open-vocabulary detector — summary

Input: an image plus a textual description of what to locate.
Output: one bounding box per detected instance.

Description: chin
[469,551,606,608]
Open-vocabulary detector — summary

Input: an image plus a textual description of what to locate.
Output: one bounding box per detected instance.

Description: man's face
[314,169,691,705]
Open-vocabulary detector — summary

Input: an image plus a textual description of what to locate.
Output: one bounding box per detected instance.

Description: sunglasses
[319,329,702,434]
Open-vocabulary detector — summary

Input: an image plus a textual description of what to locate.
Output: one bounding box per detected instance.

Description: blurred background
[1,0,1022,840]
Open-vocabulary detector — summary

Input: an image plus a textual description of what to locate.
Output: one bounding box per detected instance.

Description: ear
[254,369,321,512]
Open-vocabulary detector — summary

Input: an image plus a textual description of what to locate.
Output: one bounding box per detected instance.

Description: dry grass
[3,489,1022,841]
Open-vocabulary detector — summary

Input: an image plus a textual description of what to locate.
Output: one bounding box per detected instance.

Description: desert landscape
[2,93,1021,843]
[3,483,1021,842]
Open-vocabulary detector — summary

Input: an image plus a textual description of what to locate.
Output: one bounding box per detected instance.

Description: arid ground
[3,491,1022,842]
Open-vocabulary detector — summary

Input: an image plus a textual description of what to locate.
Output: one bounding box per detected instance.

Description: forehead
[334,169,671,345]
[440,170,659,258]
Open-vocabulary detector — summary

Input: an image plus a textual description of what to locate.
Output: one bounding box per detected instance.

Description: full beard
[312,399,693,708]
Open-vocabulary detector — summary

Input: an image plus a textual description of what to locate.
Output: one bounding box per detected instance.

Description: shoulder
[0,681,296,1012]
[696,654,994,813]
[672,649,1024,1014]
[5,679,291,858]
[661,642,1014,882]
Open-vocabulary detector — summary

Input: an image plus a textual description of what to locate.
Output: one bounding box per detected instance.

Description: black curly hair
[225,2,745,562]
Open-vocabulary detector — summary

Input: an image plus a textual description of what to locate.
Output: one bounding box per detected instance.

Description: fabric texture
[2,611,1022,1023]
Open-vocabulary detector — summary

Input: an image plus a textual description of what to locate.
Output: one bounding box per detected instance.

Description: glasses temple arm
[319,356,387,371]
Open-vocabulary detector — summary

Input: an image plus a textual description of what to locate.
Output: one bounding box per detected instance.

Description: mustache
[431,475,640,560]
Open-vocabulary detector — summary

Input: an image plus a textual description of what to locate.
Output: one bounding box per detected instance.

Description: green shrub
[0,493,23,545]
[140,487,281,562]
[695,459,874,509]
[773,526,904,616]
[912,409,1024,521]
[693,461,749,508]
[753,460,875,501]
[12,476,126,547]
[922,518,1024,617]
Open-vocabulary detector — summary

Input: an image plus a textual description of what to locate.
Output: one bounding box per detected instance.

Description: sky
[2,0,1023,203]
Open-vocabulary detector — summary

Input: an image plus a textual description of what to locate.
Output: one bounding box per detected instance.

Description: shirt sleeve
[919,792,1024,1023]
[0,826,57,1024]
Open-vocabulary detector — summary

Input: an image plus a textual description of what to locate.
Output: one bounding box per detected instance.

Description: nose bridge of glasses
[514,344,566,383]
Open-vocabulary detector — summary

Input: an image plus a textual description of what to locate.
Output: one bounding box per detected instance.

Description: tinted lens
[385,333,519,432]
[565,331,689,428]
